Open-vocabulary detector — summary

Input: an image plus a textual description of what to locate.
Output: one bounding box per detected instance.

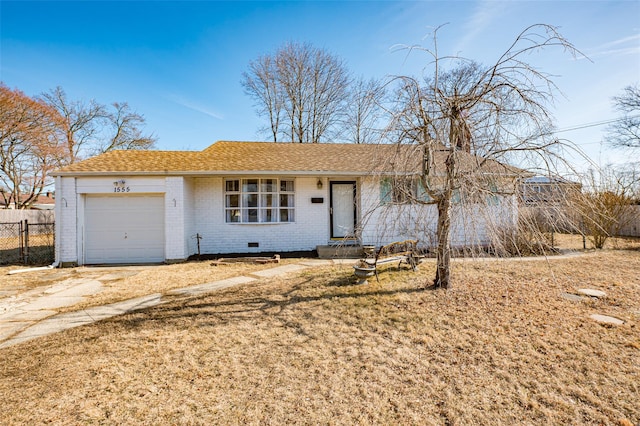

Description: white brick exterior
[193,176,329,254]
[164,176,186,261]
[56,174,518,265]
[54,176,78,265]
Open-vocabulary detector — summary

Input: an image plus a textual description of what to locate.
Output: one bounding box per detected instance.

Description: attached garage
[84,194,165,264]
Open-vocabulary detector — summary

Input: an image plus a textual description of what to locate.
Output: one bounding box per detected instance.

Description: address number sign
[113,179,131,193]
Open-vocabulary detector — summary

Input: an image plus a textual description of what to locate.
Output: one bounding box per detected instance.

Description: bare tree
[41,87,156,162]
[242,55,283,142]
[386,24,582,289]
[0,84,64,209]
[607,83,640,150]
[41,86,105,163]
[99,102,156,154]
[343,77,386,144]
[575,165,640,248]
[242,42,351,143]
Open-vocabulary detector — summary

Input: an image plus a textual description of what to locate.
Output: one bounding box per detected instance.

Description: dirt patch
[0,250,638,424]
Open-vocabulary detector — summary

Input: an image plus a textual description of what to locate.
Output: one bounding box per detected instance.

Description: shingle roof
[51,141,522,177]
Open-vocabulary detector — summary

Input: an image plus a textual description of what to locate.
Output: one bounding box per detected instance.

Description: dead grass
[551,233,640,251]
[1,250,638,425]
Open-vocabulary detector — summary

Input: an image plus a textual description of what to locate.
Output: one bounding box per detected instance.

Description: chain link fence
[0,220,55,265]
[0,221,23,264]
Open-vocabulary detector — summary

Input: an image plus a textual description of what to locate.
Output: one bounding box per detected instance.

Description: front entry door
[330,181,356,239]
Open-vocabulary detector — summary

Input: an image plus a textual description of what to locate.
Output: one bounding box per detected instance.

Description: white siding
[76,177,165,194]
[360,177,518,248]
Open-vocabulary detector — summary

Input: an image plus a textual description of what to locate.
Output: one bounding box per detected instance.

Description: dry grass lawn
[1,246,638,425]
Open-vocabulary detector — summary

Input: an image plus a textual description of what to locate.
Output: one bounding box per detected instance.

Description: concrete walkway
[0,260,338,349]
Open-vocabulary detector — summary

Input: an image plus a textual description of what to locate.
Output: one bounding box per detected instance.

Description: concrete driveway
[0,260,337,349]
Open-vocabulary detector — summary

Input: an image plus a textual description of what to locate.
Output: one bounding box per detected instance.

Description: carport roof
[51,140,522,177]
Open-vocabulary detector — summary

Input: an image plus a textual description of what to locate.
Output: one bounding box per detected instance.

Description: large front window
[225,178,295,223]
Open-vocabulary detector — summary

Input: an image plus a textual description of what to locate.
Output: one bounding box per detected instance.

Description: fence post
[18,220,24,261]
[23,219,29,264]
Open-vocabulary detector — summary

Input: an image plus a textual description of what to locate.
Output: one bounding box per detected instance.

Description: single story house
[520,175,581,205]
[1,191,56,210]
[51,141,522,265]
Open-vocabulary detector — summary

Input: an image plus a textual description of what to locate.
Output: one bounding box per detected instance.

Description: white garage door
[84,195,165,264]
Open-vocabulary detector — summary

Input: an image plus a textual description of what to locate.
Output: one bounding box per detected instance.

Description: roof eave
[50,170,385,178]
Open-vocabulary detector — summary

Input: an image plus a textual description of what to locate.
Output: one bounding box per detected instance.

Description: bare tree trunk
[433,114,459,289]
[434,188,452,288]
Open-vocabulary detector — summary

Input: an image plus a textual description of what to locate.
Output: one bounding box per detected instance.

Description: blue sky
[2,1,639,171]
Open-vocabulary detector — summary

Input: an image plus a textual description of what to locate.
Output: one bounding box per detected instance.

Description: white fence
[0,210,55,223]
[520,205,640,238]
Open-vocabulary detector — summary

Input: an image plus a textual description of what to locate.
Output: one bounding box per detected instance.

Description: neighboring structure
[0,191,55,210]
[519,175,581,205]
[51,141,522,265]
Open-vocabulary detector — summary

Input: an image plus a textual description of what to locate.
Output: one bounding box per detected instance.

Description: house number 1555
[114,187,131,193]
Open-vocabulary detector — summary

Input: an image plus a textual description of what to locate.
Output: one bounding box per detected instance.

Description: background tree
[242,42,351,143]
[607,83,640,150]
[242,55,282,142]
[343,77,386,144]
[0,84,64,209]
[41,86,105,163]
[386,25,581,289]
[98,102,156,154]
[42,87,156,162]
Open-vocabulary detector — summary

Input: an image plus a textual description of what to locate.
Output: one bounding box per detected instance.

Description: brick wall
[193,176,329,254]
[55,176,78,264]
[183,178,196,256]
[164,176,185,260]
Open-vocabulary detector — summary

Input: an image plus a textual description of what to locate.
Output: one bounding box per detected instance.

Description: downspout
[8,260,59,275]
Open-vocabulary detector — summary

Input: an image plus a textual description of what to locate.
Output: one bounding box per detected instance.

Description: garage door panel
[84,195,165,264]
[86,231,122,246]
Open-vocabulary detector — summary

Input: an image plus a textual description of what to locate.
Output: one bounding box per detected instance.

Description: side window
[416,179,432,203]
[487,182,500,206]
[381,177,431,204]
[380,178,393,204]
